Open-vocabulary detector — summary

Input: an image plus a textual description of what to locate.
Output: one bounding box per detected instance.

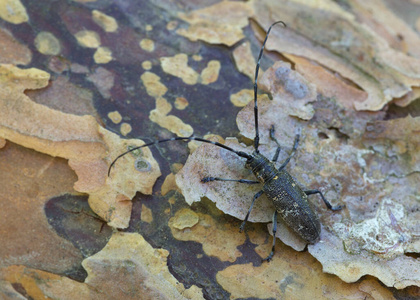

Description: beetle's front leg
[269,125,281,162]
[270,125,300,169]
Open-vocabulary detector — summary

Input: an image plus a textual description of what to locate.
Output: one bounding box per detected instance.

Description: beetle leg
[277,131,300,171]
[271,126,301,165]
[262,210,278,262]
[201,177,259,184]
[269,125,281,162]
[239,190,264,232]
[304,189,344,211]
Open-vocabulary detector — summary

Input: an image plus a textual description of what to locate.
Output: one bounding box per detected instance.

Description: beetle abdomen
[263,169,321,243]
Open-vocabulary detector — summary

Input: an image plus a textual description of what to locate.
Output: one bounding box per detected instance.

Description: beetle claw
[332,204,345,211]
[201,177,214,183]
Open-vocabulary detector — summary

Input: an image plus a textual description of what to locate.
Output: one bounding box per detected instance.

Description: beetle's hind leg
[262,210,278,262]
[239,190,264,232]
[304,189,344,211]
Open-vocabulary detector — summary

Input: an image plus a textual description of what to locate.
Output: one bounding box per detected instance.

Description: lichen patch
[169,210,246,262]
[34,31,61,55]
[92,10,118,32]
[160,54,199,85]
[93,46,113,64]
[74,30,101,48]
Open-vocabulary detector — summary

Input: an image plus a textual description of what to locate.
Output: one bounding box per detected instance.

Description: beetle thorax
[245,152,277,183]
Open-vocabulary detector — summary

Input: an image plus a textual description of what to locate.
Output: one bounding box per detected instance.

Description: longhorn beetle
[109,21,344,262]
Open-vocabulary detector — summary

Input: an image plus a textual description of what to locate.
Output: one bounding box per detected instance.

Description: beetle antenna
[253,21,286,153]
[108,136,251,176]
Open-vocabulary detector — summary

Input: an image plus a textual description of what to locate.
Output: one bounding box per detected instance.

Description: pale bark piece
[0,27,32,65]
[233,41,256,80]
[0,242,204,300]
[83,232,204,299]
[0,266,92,299]
[176,1,253,46]
[0,143,83,274]
[348,0,420,58]
[250,0,420,111]
[176,138,275,223]
[362,114,420,179]
[177,58,420,288]
[0,64,161,228]
[216,245,395,299]
[309,223,420,289]
[169,209,246,262]
[284,53,368,110]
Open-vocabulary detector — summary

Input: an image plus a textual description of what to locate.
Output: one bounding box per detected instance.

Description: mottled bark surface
[0,0,419,299]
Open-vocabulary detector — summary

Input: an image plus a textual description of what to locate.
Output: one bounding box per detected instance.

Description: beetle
[109,21,344,261]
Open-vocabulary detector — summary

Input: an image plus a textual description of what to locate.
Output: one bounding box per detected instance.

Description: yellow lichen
[161,173,179,196]
[174,97,189,110]
[153,97,172,115]
[160,54,199,85]
[120,122,132,136]
[166,20,178,31]
[169,210,246,262]
[142,60,152,70]
[170,208,200,230]
[141,71,193,137]
[192,55,202,61]
[141,71,168,98]
[200,60,221,85]
[74,30,101,48]
[139,38,155,52]
[0,0,28,24]
[93,47,113,64]
[149,98,194,137]
[92,10,118,32]
[230,89,253,107]
[141,204,153,223]
[107,111,122,124]
[171,163,183,173]
[34,32,61,55]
